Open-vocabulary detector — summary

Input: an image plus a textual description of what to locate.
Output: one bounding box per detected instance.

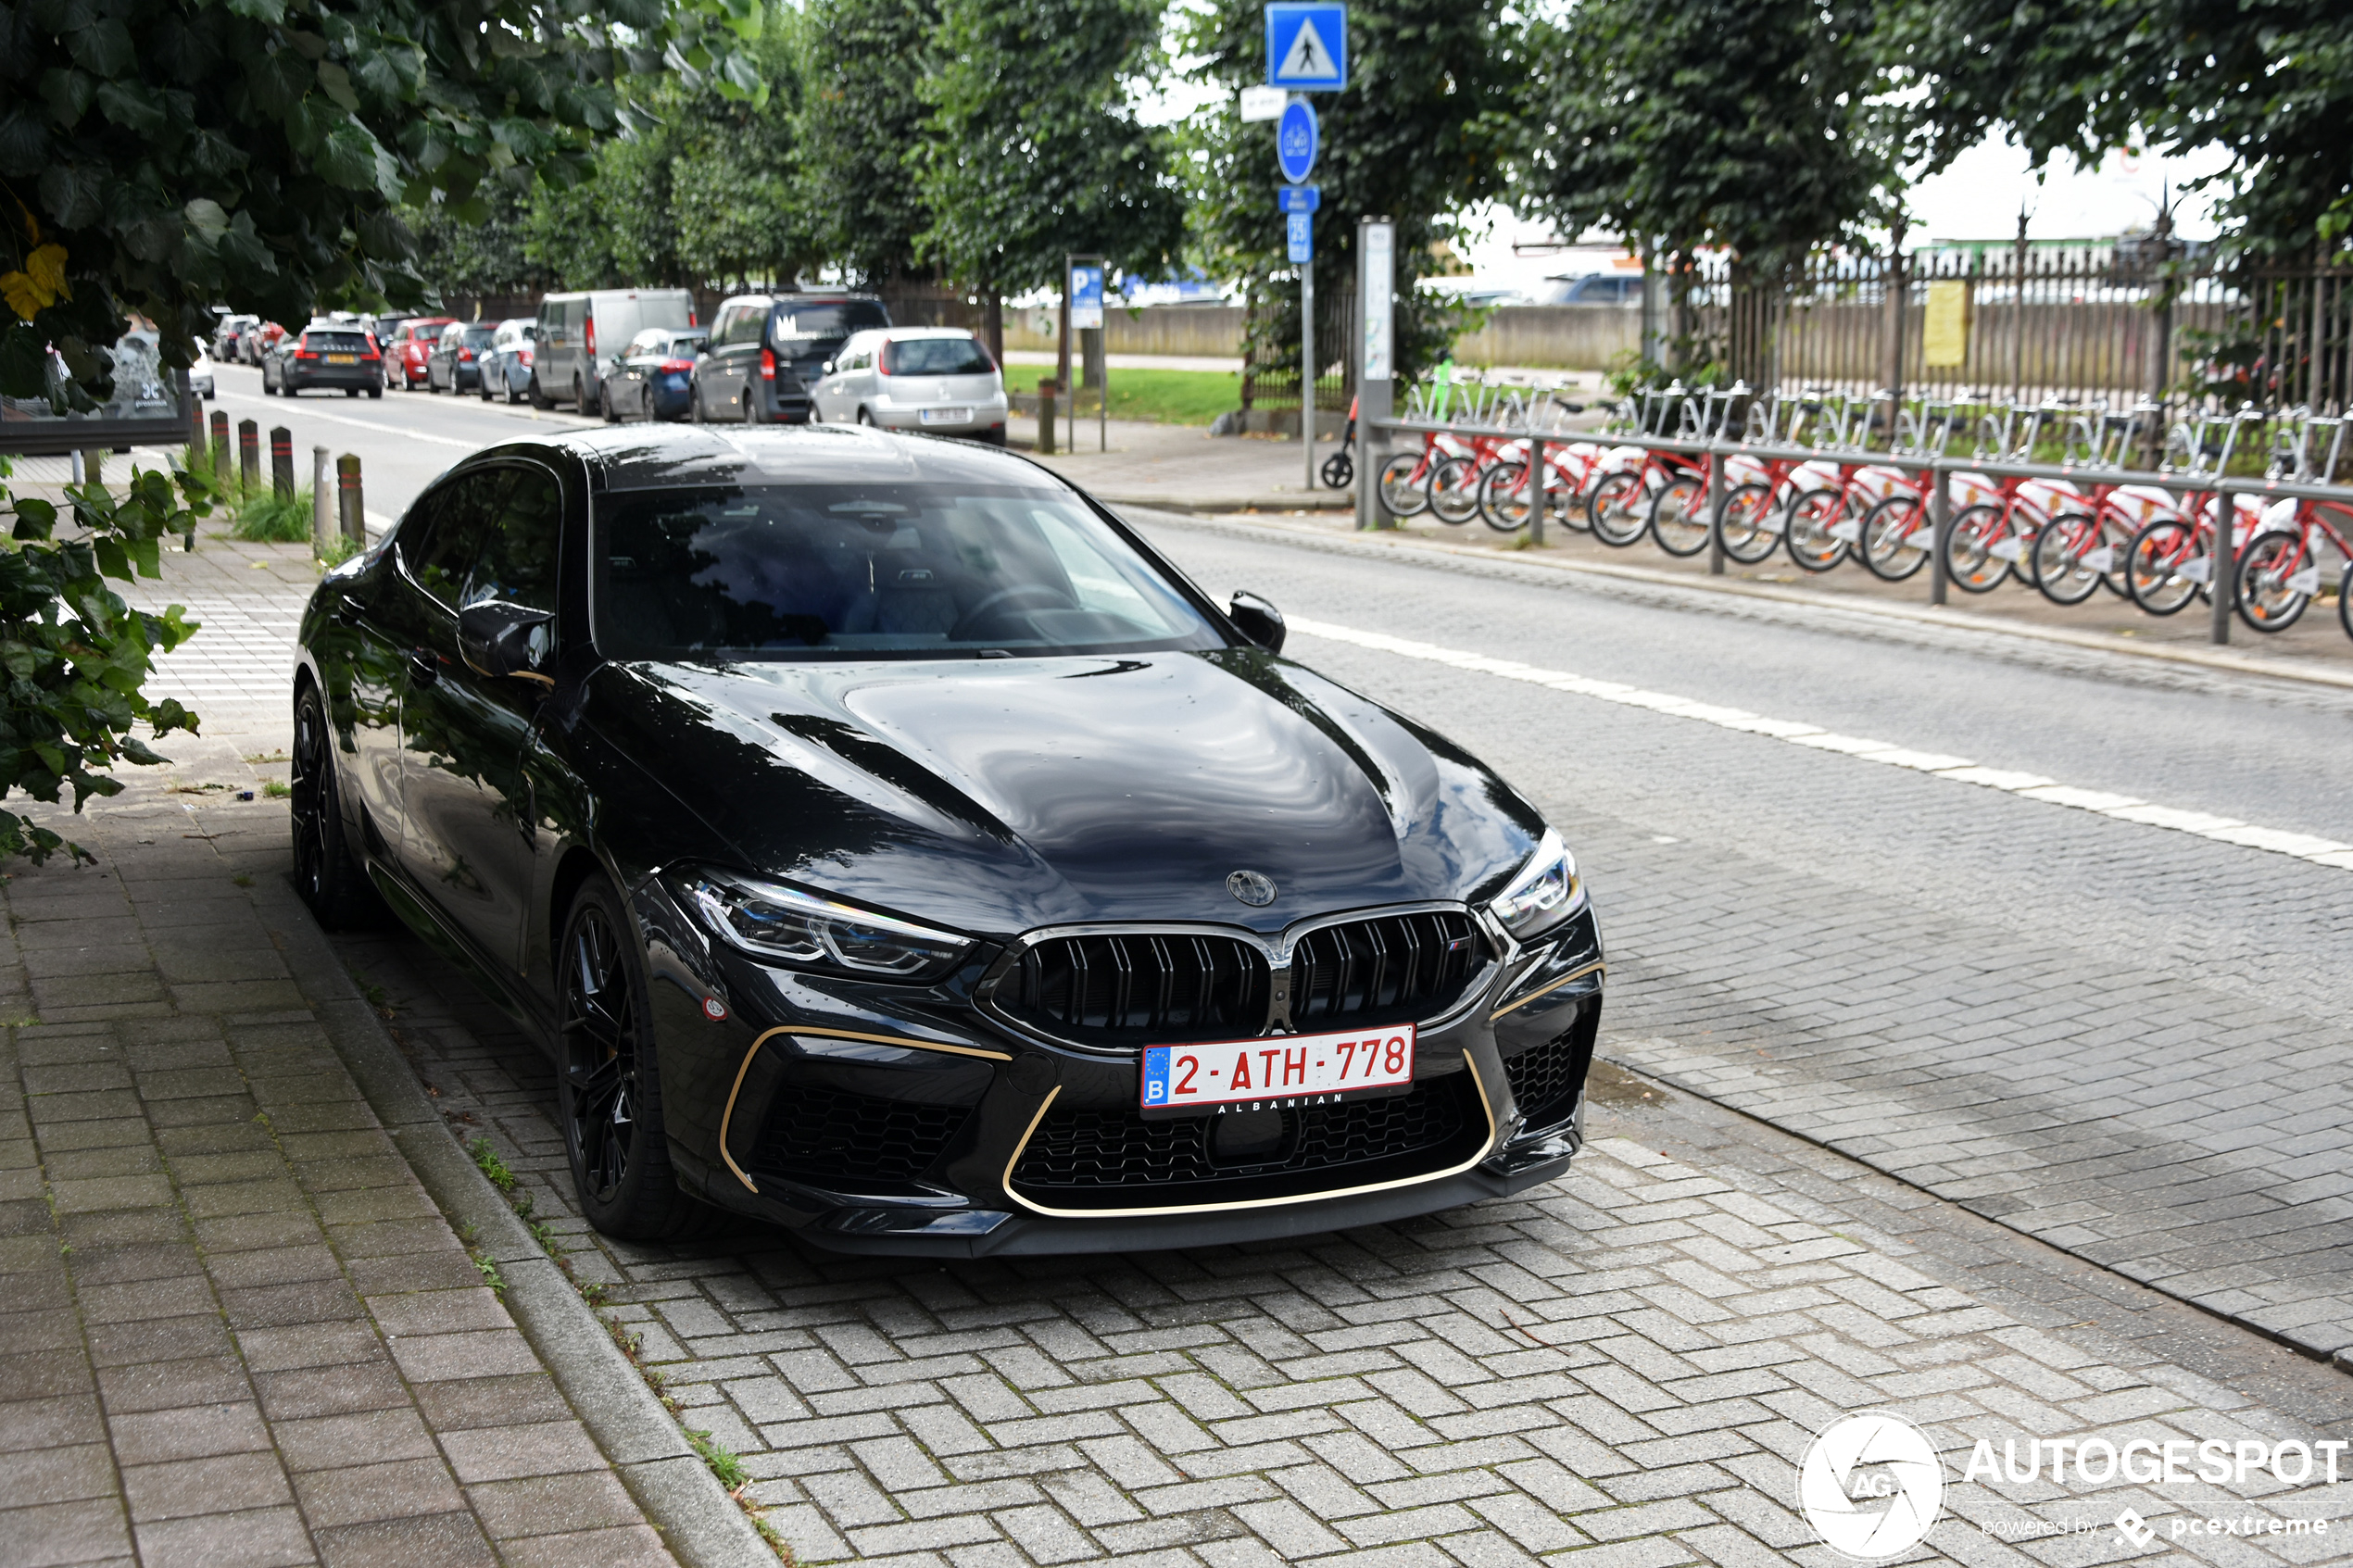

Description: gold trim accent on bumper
[1488,960,1607,1022]
[717,1026,1016,1194]
[999,1059,1499,1222]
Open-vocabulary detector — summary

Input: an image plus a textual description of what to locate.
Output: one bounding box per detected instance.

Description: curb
[1095,492,1353,515]
[1127,507,2353,693]
[1597,1048,2353,1378]
[258,877,779,1568]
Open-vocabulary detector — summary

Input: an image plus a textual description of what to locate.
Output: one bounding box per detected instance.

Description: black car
[695,293,889,425]
[607,326,710,422]
[263,323,385,397]
[426,321,497,393]
[290,428,1603,1255]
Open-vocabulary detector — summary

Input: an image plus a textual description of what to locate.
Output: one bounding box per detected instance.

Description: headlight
[681,870,973,980]
[1487,828,1582,940]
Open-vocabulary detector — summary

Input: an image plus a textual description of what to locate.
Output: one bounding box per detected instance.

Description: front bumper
[632,879,1604,1255]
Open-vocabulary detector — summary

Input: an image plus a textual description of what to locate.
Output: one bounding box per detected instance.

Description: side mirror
[1228,591,1285,655]
[820,361,836,377]
[458,601,555,682]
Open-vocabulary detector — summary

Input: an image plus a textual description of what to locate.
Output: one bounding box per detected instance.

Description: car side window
[402,471,510,609]
[464,468,562,615]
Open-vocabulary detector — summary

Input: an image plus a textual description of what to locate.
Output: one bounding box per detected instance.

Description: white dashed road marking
[1289,615,2353,873]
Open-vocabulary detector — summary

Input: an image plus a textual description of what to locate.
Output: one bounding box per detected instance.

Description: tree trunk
[985,291,1004,366]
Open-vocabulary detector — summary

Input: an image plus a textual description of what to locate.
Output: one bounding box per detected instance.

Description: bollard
[2210,496,2235,645]
[188,399,207,453]
[336,453,364,544]
[209,410,231,482]
[1705,442,1726,576]
[238,419,260,491]
[1928,467,1952,606]
[312,446,332,552]
[270,427,295,500]
[82,450,103,486]
[1036,380,1058,456]
[1529,436,1546,546]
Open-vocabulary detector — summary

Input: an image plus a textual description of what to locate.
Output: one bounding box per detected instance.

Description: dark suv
[263,323,385,398]
[693,293,890,424]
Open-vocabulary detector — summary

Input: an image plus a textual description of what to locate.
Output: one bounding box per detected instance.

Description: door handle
[409,649,440,686]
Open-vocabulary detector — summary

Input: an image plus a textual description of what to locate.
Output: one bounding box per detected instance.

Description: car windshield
[461,325,496,346]
[597,483,1224,661]
[885,337,995,376]
[306,332,371,353]
[772,303,888,350]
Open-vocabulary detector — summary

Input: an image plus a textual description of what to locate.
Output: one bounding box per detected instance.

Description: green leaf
[316,60,361,113]
[65,18,134,77]
[94,79,166,135]
[39,69,96,129]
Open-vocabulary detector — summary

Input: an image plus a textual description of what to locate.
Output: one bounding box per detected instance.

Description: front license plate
[919,407,970,425]
[1142,1024,1415,1113]
[326,354,357,365]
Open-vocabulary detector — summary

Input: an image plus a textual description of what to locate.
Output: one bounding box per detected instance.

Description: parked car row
[204,291,1006,445]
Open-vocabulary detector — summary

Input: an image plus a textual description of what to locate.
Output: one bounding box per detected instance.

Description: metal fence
[1675,247,2353,420]
[1240,285,1355,415]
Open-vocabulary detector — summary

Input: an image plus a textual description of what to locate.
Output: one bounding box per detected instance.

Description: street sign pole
[1267,5,1343,493]
[1067,256,1107,453]
[1302,248,1315,490]
[1356,217,1392,531]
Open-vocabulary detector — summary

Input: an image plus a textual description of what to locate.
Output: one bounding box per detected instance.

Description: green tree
[1881,0,2353,254]
[916,0,1185,318]
[1527,0,1894,270]
[795,0,941,290]
[1180,0,1526,389]
[408,180,550,303]
[0,0,766,399]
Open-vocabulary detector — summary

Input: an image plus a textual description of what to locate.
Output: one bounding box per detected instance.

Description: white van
[532,289,697,415]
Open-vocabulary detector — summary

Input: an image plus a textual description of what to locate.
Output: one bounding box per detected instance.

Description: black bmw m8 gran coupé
[291,426,1603,1255]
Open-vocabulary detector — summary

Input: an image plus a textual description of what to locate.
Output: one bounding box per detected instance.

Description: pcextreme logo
[1797,1411,1945,1561]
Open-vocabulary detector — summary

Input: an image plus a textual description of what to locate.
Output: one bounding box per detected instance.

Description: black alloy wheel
[290,685,381,928]
[744,386,761,426]
[557,877,712,1239]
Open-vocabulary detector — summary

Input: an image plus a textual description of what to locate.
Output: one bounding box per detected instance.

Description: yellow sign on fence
[1923,280,1972,367]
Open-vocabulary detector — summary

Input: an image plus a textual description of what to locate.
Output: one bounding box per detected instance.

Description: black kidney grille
[1013,1078,1466,1190]
[998,933,1269,1044]
[1504,1025,1587,1131]
[1290,910,1484,1027]
[750,1087,972,1183]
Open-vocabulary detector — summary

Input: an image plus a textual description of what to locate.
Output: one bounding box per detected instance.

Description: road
[134,375,2353,1562]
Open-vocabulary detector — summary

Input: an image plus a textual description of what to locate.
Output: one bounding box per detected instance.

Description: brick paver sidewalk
[0,776,684,1565]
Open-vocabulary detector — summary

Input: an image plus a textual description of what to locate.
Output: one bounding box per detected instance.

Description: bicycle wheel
[1784,488,1850,572]
[2032,512,2108,606]
[1320,452,1353,490]
[1477,461,1531,532]
[1378,453,1431,518]
[1716,482,1780,565]
[2234,532,2312,633]
[1587,470,1649,546]
[1856,493,1930,582]
[1429,456,1482,524]
[1943,503,2012,593]
[2340,563,2353,644]
[1646,475,1709,557]
[2126,517,2205,616]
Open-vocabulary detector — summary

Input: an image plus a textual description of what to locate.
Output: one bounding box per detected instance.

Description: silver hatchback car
[809,327,1009,445]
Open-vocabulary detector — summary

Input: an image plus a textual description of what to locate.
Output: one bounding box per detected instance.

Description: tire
[573,376,586,413]
[854,407,874,428]
[1942,502,2012,593]
[2233,532,2312,633]
[1320,452,1353,490]
[367,385,382,399]
[2126,517,2206,615]
[557,875,716,1241]
[290,684,383,930]
[1476,461,1531,533]
[1428,455,1482,525]
[346,387,359,398]
[1857,493,1931,581]
[1784,488,1851,573]
[2339,562,2353,644]
[1649,474,1710,557]
[528,374,552,410]
[1716,482,1782,565]
[1587,470,1649,546]
[1378,453,1430,518]
[506,377,523,406]
[2032,512,2108,606]
[601,382,619,424]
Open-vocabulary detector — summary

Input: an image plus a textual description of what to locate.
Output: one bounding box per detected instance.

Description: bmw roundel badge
[1226,870,1278,907]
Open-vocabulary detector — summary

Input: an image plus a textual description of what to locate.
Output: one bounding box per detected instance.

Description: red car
[241,321,287,366]
[388,317,457,390]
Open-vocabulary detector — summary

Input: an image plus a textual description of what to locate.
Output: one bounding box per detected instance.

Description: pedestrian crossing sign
[1265,4,1346,91]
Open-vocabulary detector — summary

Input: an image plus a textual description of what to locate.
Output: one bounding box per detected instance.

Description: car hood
[588,649,1545,938]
